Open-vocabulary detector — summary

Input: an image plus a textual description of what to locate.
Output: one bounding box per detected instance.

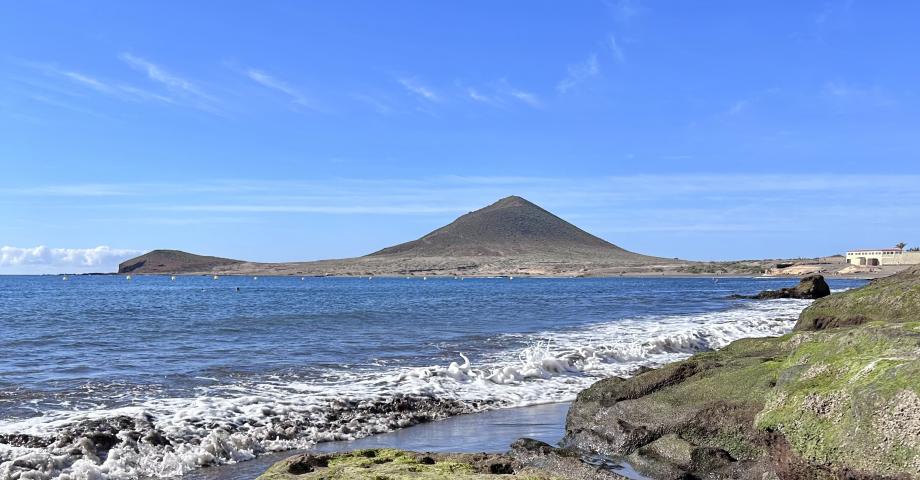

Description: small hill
[369,195,655,262]
[118,250,242,274]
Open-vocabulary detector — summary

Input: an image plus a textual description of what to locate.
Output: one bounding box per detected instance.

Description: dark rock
[748,274,831,300]
[285,453,330,474]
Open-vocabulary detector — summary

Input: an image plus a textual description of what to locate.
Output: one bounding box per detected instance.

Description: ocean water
[0,275,865,479]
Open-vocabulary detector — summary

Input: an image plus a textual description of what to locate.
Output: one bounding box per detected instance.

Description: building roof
[847,248,902,253]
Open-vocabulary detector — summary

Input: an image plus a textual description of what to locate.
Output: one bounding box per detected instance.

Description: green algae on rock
[796,264,920,331]
[756,322,920,476]
[564,266,920,479]
[255,448,563,480]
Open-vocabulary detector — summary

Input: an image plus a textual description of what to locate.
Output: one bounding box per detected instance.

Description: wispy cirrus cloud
[557,54,600,93]
[823,81,895,107]
[397,77,440,102]
[608,34,626,64]
[508,89,541,108]
[463,80,542,109]
[245,68,314,109]
[29,63,175,106]
[119,53,218,109]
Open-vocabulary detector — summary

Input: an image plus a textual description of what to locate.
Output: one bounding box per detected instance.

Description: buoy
[301,277,305,281]
[509,276,514,280]
[61,276,68,281]
[126,275,132,280]
[423,276,427,281]
[368,276,373,280]
[253,276,258,280]
[213,275,219,280]
[171,276,176,281]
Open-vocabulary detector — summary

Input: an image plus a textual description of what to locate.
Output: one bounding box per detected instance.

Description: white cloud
[727,99,750,116]
[463,81,541,108]
[509,89,541,107]
[608,34,626,63]
[120,53,216,104]
[557,54,600,93]
[34,64,175,105]
[0,246,142,273]
[607,0,642,22]
[62,71,117,94]
[823,81,896,107]
[466,88,493,104]
[246,69,313,109]
[398,77,440,102]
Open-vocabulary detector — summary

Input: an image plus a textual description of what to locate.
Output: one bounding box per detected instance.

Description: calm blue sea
[0,275,865,479]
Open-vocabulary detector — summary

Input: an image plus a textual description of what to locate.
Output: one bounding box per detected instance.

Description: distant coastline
[115,196,903,280]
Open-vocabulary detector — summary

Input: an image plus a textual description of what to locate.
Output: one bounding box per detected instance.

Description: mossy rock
[256,448,563,479]
[796,264,920,330]
[756,322,920,476]
[565,321,920,478]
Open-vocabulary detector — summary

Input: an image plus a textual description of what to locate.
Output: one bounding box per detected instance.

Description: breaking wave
[0,299,809,479]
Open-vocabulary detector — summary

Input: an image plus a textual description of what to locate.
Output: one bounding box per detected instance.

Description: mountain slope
[370,195,650,261]
[118,250,242,274]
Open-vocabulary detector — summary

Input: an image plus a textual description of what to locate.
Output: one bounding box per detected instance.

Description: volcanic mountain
[370,195,652,261]
[119,250,242,274]
[118,196,676,276]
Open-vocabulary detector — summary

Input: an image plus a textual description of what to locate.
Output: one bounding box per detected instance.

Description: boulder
[752,274,831,300]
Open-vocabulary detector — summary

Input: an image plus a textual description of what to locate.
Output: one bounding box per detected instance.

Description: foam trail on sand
[0,299,809,479]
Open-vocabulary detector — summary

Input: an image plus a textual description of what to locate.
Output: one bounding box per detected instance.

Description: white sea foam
[0,298,809,480]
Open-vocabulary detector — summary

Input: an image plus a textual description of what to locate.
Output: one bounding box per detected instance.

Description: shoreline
[183,402,576,480]
[33,272,887,280]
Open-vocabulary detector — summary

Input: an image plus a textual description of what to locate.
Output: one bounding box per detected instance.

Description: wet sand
[182,402,570,480]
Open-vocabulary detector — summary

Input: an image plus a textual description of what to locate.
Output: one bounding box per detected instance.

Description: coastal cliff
[259,267,920,479]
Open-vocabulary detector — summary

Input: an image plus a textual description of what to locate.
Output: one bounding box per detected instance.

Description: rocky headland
[258,266,920,479]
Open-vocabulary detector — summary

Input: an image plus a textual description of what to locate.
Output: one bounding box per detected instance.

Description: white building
[845,248,920,266]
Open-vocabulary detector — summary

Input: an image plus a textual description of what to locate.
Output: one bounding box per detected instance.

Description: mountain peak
[368,196,649,260]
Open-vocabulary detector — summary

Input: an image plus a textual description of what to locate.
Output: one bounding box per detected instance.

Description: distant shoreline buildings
[845,248,920,266]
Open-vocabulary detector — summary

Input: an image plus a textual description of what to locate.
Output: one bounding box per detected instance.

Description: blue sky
[2,1,920,273]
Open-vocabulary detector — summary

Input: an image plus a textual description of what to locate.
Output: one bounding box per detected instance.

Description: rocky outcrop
[118,249,242,274]
[751,274,831,299]
[563,268,920,479]
[795,264,920,331]
[256,447,626,479]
